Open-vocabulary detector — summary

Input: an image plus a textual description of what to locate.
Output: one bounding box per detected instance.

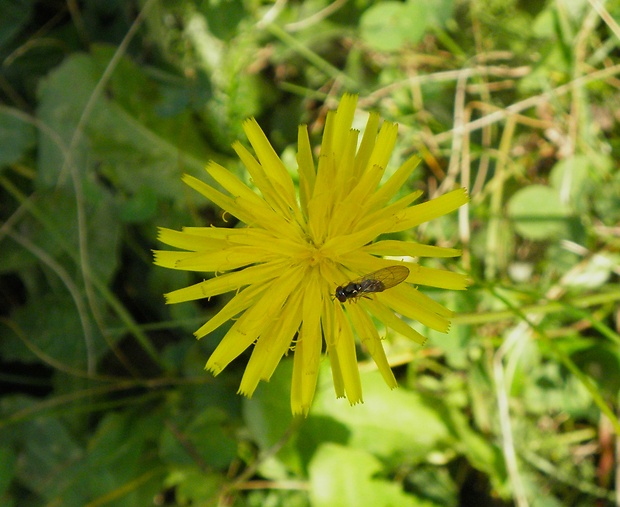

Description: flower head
[154,94,468,416]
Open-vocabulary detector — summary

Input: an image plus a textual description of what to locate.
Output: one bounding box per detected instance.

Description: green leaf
[2,293,104,366]
[360,1,429,52]
[245,363,457,470]
[309,369,455,465]
[35,48,221,199]
[160,408,237,469]
[549,155,593,198]
[118,185,158,223]
[0,108,35,168]
[2,180,121,281]
[571,342,620,399]
[166,469,224,505]
[425,0,456,27]
[242,358,301,474]
[17,416,83,501]
[0,0,33,47]
[200,0,246,41]
[506,185,571,240]
[308,444,422,507]
[0,445,17,498]
[445,404,508,494]
[591,165,620,226]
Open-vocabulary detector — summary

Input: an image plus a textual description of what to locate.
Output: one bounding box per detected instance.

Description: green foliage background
[2,0,620,505]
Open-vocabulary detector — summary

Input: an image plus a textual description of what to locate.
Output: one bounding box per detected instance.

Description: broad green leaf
[571,342,620,399]
[75,411,164,507]
[0,445,17,498]
[17,416,83,501]
[166,469,224,505]
[549,155,595,195]
[246,361,459,469]
[309,444,423,507]
[159,407,237,469]
[523,359,593,418]
[403,465,458,506]
[592,169,620,225]
[1,184,120,281]
[3,293,104,366]
[506,185,571,240]
[549,154,611,214]
[36,49,220,198]
[0,0,33,47]
[243,358,302,475]
[0,108,35,168]
[118,185,158,223]
[426,0,455,27]
[360,1,429,52]
[309,368,455,465]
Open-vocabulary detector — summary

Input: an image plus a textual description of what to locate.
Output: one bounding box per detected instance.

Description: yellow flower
[154,94,468,416]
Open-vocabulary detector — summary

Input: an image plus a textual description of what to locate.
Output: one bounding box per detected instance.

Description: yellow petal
[353,111,380,179]
[389,187,469,232]
[164,261,287,304]
[232,140,288,215]
[206,161,261,203]
[182,226,257,240]
[327,163,385,238]
[318,110,336,176]
[206,160,298,232]
[156,227,230,251]
[318,284,342,394]
[361,121,398,180]
[331,93,358,167]
[182,173,253,224]
[398,283,454,318]
[331,129,359,202]
[364,155,421,211]
[346,303,397,389]
[306,154,335,244]
[362,240,461,258]
[337,252,468,290]
[194,282,267,339]
[363,299,428,345]
[153,250,196,269]
[332,303,363,405]
[242,118,299,214]
[380,287,451,333]
[321,215,396,258]
[206,310,267,377]
[329,250,387,275]
[406,264,469,290]
[206,266,304,375]
[353,191,422,234]
[291,327,321,417]
[297,124,315,218]
[290,271,323,413]
[322,192,423,257]
[173,247,278,272]
[257,289,305,381]
[238,291,303,397]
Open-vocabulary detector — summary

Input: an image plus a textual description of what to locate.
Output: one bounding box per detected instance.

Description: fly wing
[362,265,410,290]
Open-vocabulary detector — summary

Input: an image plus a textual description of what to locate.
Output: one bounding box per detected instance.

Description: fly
[334,265,409,303]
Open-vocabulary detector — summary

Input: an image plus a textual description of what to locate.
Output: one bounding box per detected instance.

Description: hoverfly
[334,265,409,303]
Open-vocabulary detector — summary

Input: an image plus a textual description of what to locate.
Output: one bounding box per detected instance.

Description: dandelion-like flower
[154,94,468,416]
